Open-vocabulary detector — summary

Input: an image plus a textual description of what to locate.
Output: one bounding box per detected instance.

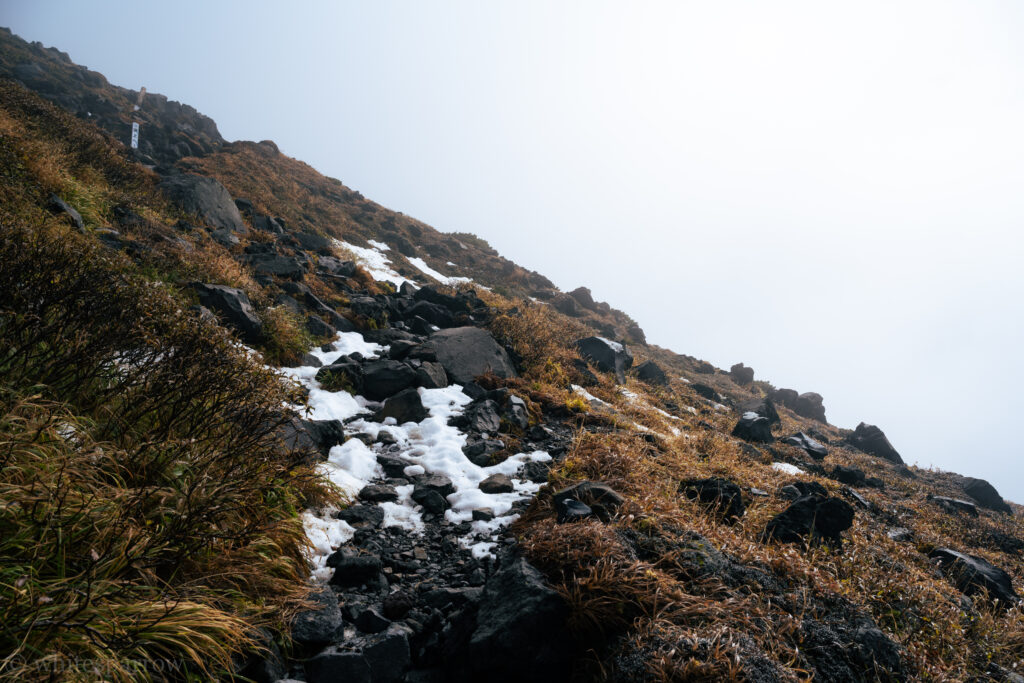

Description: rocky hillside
[2,28,1023,683]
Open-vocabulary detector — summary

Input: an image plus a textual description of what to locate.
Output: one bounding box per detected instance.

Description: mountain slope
[2,27,1023,682]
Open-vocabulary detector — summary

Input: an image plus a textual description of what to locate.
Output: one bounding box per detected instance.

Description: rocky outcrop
[160,174,247,233]
[575,336,633,383]
[962,477,1013,515]
[793,392,827,423]
[930,548,1019,605]
[845,422,903,464]
[426,327,517,385]
[192,283,263,344]
[729,362,754,385]
[763,495,855,547]
[732,411,774,443]
[782,431,828,460]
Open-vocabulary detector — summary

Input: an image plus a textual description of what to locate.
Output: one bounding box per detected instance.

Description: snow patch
[772,462,805,476]
[337,240,414,287]
[407,256,474,287]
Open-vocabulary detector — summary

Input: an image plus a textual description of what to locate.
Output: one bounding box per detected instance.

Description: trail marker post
[129,87,146,149]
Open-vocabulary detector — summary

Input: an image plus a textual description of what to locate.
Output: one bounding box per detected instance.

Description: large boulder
[551,293,581,317]
[291,588,343,646]
[568,286,597,311]
[770,387,799,409]
[634,360,668,386]
[794,392,827,422]
[361,360,417,401]
[845,422,903,464]
[467,556,570,680]
[575,336,633,383]
[278,418,345,459]
[962,477,1013,515]
[729,363,754,385]
[741,397,780,425]
[679,477,745,521]
[930,548,1019,605]
[378,388,428,424]
[192,283,263,344]
[732,412,774,443]
[762,495,855,547]
[244,252,306,280]
[160,174,246,233]
[781,432,828,460]
[425,327,517,385]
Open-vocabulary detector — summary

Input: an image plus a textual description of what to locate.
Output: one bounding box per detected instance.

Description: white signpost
[129,87,146,149]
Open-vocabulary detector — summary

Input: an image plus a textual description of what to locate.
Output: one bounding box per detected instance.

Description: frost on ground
[283,331,550,581]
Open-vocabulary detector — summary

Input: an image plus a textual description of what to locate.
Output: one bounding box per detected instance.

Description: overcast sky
[4,1,1023,501]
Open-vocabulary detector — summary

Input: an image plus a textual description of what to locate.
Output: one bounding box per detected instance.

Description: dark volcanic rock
[415,361,449,389]
[729,362,754,385]
[782,432,828,460]
[962,477,1013,514]
[575,336,633,383]
[192,283,263,344]
[327,552,383,587]
[358,484,398,503]
[634,360,668,385]
[732,411,774,443]
[278,417,345,459]
[160,174,246,232]
[466,556,570,681]
[930,495,979,517]
[555,497,593,523]
[553,481,624,522]
[304,649,371,683]
[679,477,745,521]
[426,327,517,385]
[762,495,855,547]
[479,473,514,494]
[793,392,827,422]
[47,194,84,231]
[362,360,417,401]
[464,399,501,434]
[244,252,306,280]
[770,387,799,409]
[568,286,597,310]
[741,397,781,425]
[379,388,428,424]
[691,383,719,401]
[336,505,385,529]
[411,486,448,514]
[291,588,343,646]
[845,422,903,464]
[315,357,363,392]
[930,548,1019,604]
[829,465,867,487]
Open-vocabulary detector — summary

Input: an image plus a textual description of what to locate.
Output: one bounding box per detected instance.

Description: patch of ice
[406,256,474,287]
[772,462,805,476]
[367,239,391,251]
[713,403,728,411]
[742,411,761,420]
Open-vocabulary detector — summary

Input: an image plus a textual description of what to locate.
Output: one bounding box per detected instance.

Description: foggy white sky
[4,1,1023,500]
